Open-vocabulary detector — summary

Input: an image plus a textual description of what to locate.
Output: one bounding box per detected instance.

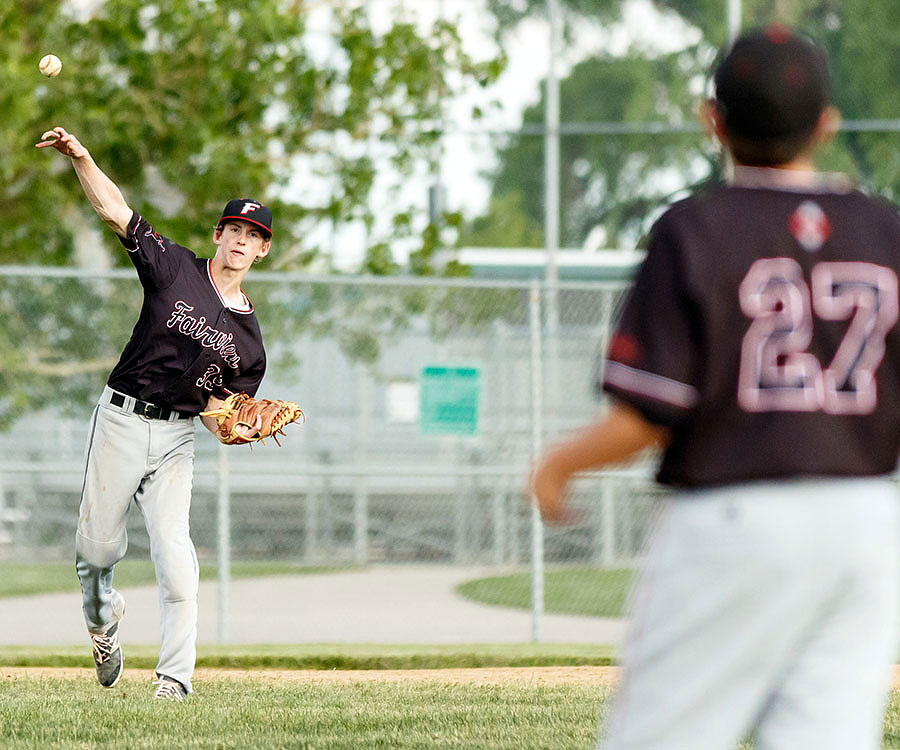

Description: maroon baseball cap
[713,25,831,142]
[218,198,273,238]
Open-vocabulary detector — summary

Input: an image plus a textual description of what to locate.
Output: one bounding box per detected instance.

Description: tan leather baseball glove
[201,392,305,446]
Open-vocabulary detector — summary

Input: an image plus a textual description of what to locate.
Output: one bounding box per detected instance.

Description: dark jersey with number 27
[600,168,900,487]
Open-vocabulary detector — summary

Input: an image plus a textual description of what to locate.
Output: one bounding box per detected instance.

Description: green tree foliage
[0,0,507,428]
[2,0,502,268]
[471,0,900,248]
[464,50,707,249]
[464,191,544,248]
[485,0,621,36]
[0,275,133,427]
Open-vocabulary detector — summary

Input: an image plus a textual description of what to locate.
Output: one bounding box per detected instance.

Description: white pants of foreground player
[75,386,198,693]
[599,478,900,750]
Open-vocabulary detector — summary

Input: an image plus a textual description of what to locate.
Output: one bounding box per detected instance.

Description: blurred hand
[529,404,668,526]
[35,127,89,159]
[530,452,577,525]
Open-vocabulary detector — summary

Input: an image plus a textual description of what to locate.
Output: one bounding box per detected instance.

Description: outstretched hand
[35,127,88,159]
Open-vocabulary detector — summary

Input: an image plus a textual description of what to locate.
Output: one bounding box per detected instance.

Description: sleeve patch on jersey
[603,361,699,410]
[143,225,167,253]
[608,333,642,366]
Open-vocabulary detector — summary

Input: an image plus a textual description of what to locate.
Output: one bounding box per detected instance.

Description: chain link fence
[0,266,665,640]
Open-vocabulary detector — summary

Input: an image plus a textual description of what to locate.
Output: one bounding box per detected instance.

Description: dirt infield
[2,666,620,686]
[7,666,900,688]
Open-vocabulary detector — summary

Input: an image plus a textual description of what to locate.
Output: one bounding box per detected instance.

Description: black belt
[109,392,191,421]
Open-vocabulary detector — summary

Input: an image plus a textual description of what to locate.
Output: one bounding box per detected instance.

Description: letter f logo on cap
[219,198,273,237]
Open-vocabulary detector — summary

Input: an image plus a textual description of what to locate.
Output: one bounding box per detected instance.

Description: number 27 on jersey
[738,258,899,415]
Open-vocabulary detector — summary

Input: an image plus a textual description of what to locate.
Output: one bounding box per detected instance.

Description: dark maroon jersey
[106,212,266,414]
[600,168,900,487]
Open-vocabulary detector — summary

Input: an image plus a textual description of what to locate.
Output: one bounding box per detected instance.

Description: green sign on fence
[420,365,481,436]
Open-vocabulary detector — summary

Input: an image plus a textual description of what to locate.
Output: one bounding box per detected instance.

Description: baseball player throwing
[37,127,274,700]
[532,26,900,749]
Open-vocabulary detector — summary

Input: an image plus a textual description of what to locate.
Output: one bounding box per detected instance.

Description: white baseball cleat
[153,675,187,701]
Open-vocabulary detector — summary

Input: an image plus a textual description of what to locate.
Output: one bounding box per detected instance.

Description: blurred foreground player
[532,26,900,750]
[37,127,273,700]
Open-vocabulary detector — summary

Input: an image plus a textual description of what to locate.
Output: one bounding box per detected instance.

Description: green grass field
[0,675,609,750]
[3,673,900,749]
[0,643,616,670]
[4,563,899,747]
[457,567,633,618]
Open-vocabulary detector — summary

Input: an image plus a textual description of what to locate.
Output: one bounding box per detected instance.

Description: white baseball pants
[75,386,199,693]
[598,478,900,750]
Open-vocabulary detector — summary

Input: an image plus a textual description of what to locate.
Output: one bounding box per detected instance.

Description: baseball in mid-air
[39,54,62,78]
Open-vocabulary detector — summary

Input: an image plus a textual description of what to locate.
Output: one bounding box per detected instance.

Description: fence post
[491,319,510,565]
[0,473,11,546]
[216,441,231,643]
[492,481,507,566]
[353,364,369,565]
[454,439,469,563]
[594,289,618,568]
[529,278,545,642]
[601,477,617,567]
[543,0,562,440]
[307,453,325,562]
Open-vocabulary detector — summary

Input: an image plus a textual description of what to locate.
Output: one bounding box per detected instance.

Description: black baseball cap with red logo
[218,198,273,238]
[713,24,831,142]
